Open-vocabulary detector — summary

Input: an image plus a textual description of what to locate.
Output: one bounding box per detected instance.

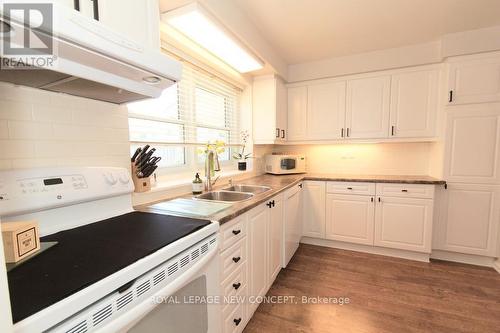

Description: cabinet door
[307,81,346,140]
[444,105,500,184]
[253,76,278,143]
[268,195,283,285]
[448,53,500,105]
[302,181,326,238]
[248,204,268,314]
[283,184,302,267]
[98,0,160,50]
[346,76,391,139]
[374,197,433,253]
[435,183,500,256]
[287,86,308,141]
[390,69,438,138]
[325,194,375,245]
[276,78,288,141]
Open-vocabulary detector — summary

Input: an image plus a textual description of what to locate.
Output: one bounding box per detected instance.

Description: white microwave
[265,154,306,175]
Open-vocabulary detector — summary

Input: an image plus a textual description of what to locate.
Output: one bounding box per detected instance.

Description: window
[127,62,241,174]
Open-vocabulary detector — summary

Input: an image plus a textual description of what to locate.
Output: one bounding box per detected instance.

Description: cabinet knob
[347,187,353,190]
[232,229,241,235]
[266,201,272,208]
[449,90,453,103]
[234,318,242,326]
[281,129,285,139]
[401,189,408,192]
[232,256,241,263]
[233,282,241,290]
[276,128,280,138]
[299,184,303,188]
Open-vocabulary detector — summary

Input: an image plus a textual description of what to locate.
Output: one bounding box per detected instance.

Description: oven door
[102,245,221,333]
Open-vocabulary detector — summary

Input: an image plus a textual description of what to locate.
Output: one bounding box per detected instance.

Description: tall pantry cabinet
[434,52,500,260]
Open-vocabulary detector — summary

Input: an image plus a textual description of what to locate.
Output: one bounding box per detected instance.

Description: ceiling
[234,0,500,64]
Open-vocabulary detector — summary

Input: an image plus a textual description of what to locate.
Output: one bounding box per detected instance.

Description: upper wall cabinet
[447,52,500,105]
[346,75,391,139]
[287,86,308,141]
[307,81,346,140]
[253,75,288,144]
[54,0,161,50]
[286,65,440,142]
[390,68,439,138]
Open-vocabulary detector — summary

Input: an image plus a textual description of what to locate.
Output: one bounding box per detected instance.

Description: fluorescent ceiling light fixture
[162,3,264,73]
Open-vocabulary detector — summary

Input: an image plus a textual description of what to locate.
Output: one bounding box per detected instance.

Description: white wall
[275,142,435,175]
[288,25,500,83]
[0,82,130,171]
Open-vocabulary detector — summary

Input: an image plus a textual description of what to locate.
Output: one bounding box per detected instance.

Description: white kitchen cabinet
[307,81,346,140]
[325,193,375,245]
[302,181,326,238]
[253,75,288,143]
[390,68,439,138]
[443,105,500,184]
[248,203,268,315]
[447,52,500,105]
[287,86,308,141]
[54,0,161,50]
[98,0,160,51]
[346,75,391,139]
[268,194,283,285]
[283,183,303,266]
[374,196,433,253]
[435,183,500,257]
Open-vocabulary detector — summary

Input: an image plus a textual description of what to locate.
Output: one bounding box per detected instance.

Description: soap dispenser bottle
[192,173,203,194]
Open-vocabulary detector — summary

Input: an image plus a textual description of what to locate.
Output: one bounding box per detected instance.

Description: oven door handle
[95,242,219,333]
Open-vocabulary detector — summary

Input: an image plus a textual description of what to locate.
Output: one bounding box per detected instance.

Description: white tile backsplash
[0,82,130,171]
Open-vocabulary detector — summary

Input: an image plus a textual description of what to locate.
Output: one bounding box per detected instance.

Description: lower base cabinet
[219,193,284,332]
[248,204,268,315]
[305,181,437,255]
[325,194,375,245]
[374,196,433,253]
[434,183,500,257]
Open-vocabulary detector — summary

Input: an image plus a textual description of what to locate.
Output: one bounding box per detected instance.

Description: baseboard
[430,250,496,268]
[493,259,500,274]
[300,237,430,263]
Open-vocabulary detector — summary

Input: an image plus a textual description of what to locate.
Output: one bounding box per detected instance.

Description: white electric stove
[0,167,221,333]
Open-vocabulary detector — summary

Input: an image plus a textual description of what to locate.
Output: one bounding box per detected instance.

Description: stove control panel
[0,167,134,217]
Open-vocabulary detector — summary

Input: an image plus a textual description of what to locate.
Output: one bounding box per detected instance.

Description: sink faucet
[205,150,221,191]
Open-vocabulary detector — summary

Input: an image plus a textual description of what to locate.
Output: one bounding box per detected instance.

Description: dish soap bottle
[192,173,203,194]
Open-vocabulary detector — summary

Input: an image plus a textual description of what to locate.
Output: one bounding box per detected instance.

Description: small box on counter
[2,221,40,263]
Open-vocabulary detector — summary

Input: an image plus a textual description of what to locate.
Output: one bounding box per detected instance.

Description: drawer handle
[347,187,353,190]
[234,318,242,326]
[232,256,241,263]
[232,229,241,235]
[401,189,408,192]
[233,282,241,290]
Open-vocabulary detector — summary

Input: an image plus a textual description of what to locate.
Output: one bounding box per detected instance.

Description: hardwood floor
[244,244,500,333]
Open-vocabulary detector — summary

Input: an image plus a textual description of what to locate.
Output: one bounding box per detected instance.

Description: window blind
[127,61,242,169]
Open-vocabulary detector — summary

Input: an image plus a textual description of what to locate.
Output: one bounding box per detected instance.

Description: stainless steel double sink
[194,184,271,203]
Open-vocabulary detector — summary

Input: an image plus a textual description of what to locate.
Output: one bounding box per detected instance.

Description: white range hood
[0,2,181,104]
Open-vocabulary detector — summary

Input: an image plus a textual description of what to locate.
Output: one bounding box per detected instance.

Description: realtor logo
[1,2,56,69]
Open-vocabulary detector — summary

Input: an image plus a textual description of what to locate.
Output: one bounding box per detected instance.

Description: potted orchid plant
[233,130,252,171]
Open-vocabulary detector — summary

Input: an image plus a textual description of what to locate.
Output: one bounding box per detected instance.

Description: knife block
[131,163,151,193]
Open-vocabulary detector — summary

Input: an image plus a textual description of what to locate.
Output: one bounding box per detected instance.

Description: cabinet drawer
[376,183,435,199]
[223,288,247,333]
[220,238,247,280]
[327,182,375,195]
[220,216,247,251]
[221,262,247,301]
